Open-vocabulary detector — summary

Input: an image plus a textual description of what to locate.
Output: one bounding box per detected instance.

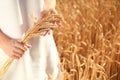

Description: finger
[48,30,51,35]
[10,52,22,59]
[15,42,27,51]
[56,20,61,26]
[13,50,23,57]
[10,55,19,59]
[14,47,25,55]
[13,55,20,59]
[12,54,21,59]
[53,20,61,26]
[43,30,49,36]
[24,44,32,48]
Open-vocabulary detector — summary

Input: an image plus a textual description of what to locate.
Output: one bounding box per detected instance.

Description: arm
[41,0,57,18]
[44,0,56,10]
[40,0,58,35]
[0,29,30,59]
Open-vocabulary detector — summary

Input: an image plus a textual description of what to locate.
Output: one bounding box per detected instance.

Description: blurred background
[55,0,120,80]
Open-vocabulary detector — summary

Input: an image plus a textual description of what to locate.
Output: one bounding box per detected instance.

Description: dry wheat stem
[55,0,120,80]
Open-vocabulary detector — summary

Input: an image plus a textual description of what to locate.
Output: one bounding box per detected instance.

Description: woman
[0,0,61,80]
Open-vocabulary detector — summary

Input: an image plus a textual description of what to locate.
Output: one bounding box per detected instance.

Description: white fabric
[0,0,61,80]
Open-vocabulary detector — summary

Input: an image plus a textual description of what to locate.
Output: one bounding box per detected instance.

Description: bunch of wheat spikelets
[0,9,63,79]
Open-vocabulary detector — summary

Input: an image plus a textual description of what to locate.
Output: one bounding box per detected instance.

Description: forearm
[44,0,56,10]
[0,29,10,48]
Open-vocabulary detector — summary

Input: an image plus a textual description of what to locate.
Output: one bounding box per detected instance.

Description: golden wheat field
[55,0,120,80]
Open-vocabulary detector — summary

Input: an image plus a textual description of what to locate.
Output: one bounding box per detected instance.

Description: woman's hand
[2,38,31,59]
[41,9,61,25]
[40,9,61,35]
[0,30,31,59]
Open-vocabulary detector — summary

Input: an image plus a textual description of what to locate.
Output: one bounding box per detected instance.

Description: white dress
[0,0,61,80]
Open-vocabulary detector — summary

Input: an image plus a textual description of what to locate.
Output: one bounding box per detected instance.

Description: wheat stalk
[0,11,63,79]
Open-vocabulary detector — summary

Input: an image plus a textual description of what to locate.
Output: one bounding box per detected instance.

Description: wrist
[43,0,56,11]
[40,8,57,18]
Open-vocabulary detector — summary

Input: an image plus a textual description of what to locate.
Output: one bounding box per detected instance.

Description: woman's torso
[0,0,44,38]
